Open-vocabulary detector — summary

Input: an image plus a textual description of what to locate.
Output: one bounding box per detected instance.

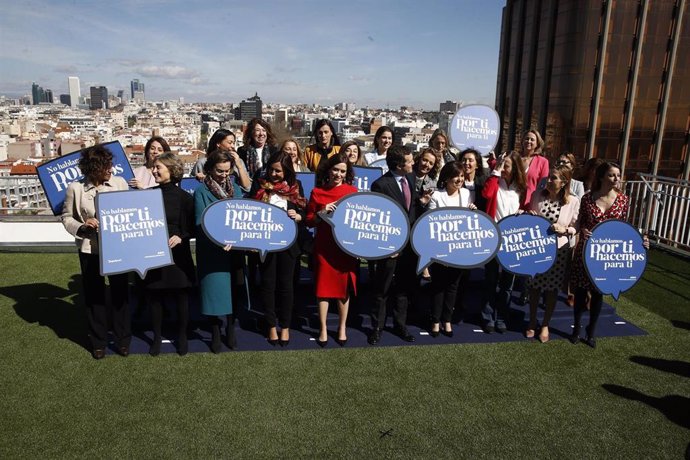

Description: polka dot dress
[527,199,570,291]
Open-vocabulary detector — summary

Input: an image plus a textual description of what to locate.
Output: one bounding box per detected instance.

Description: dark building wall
[496,0,690,180]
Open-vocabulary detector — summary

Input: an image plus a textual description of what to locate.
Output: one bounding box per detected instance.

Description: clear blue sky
[0,0,505,109]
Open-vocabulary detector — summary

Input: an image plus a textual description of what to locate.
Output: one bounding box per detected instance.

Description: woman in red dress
[306,152,358,347]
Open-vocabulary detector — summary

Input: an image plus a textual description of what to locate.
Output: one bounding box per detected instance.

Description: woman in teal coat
[194,150,244,353]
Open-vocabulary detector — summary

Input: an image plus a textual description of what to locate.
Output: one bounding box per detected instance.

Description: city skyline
[0,0,504,109]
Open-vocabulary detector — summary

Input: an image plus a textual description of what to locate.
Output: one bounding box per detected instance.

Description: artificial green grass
[1,251,689,458]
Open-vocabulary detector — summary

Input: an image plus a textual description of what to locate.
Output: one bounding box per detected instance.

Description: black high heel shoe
[279,339,290,347]
[267,338,278,346]
[336,338,348,347]
[317,339,327,348]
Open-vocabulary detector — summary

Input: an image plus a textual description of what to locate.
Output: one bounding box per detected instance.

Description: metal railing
[625,173,690,256]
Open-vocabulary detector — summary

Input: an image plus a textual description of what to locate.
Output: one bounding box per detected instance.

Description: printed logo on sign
[584,220,647,300]
[37,141,135,215]
[96,189,173,278]
[201,199,298,262]
[496,215,558,277]
[449,105,500,155]
[411,208,500,273]
[320,192,409,260]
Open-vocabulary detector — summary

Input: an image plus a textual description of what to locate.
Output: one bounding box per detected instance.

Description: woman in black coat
[143,152,196,356]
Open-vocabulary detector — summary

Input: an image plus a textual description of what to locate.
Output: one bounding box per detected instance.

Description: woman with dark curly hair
[61,145,131,359]
[304,119,341,171]
[237,118,278,178]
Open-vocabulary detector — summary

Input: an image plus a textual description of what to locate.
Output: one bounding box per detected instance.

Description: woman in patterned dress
[525,166,580,343]
[569,161,642,348]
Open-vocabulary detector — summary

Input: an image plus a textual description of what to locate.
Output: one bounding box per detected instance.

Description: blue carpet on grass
[115,265,646,355]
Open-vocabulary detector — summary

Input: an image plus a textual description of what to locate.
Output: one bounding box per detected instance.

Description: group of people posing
[61,118,644,359]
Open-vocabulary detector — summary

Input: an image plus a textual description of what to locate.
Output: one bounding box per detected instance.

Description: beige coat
[61,176,129,254]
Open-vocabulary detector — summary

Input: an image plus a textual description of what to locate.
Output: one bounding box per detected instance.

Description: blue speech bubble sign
[96,189,173,279]
[584,220,647,300]
[320,192,409,260]
[496,214,558,278]
[411,208,500,274]
[37,141,134,215]
[201,198,298,262]
[296,172,316,203]
[352,166,383,192]
[179,177,202,196]
[367,159,389,174]
[449,105,500,155]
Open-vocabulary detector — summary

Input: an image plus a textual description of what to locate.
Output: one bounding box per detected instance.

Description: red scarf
[254,179,306,209]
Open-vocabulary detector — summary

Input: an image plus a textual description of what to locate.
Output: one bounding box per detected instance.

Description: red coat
[306,183,358,298]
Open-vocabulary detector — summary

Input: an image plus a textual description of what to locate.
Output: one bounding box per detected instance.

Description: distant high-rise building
[90,86,108,110]
[68,76,80,108]
[131,79,145,100]
[44,89,53,104]
[439,100,459,113]
[59,94,71,105]
[235,93,263,121]
[496,0,690,179]
[31,82,46,105]
[275,108,289,127]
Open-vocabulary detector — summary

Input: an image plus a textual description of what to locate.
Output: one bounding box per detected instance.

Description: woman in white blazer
[427,162,477,337]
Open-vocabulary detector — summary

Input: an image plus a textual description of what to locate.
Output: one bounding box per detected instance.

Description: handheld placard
[201,198,298,263]
[411,208,500,274]
[584,220,647,300]
[96,188,173,278]
[449,105,500,155]
[319,192,409,260]
[496,214,558,277]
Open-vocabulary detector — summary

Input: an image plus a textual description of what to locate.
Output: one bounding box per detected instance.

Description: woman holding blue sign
[569,161,647,348]
[525,166,580,343]
[194,150,245,352]
[143,153,196,356]
[427,162,477,337]
[306,152,358,347]
[249,152,307,346]
[61,145,131,359]
[480,151,527,333]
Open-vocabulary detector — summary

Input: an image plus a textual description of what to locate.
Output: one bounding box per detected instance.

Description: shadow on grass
[630,356,690,378]
[0,275,89,351]
[602,384,690,429]
[671,320,690,331]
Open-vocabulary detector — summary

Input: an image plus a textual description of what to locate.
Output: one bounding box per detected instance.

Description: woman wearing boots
[194,150,244,352]
[143,153,195,356]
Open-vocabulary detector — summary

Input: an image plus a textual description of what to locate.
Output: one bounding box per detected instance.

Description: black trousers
[573,287,603,337]
[146,290,189,341]
[78,252,131,350]
[259,250,298,328]
[371,246,417,330]
[429,264,463,323]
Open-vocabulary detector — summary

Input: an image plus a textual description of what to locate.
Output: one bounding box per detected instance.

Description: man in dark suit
[368,145,422,344]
